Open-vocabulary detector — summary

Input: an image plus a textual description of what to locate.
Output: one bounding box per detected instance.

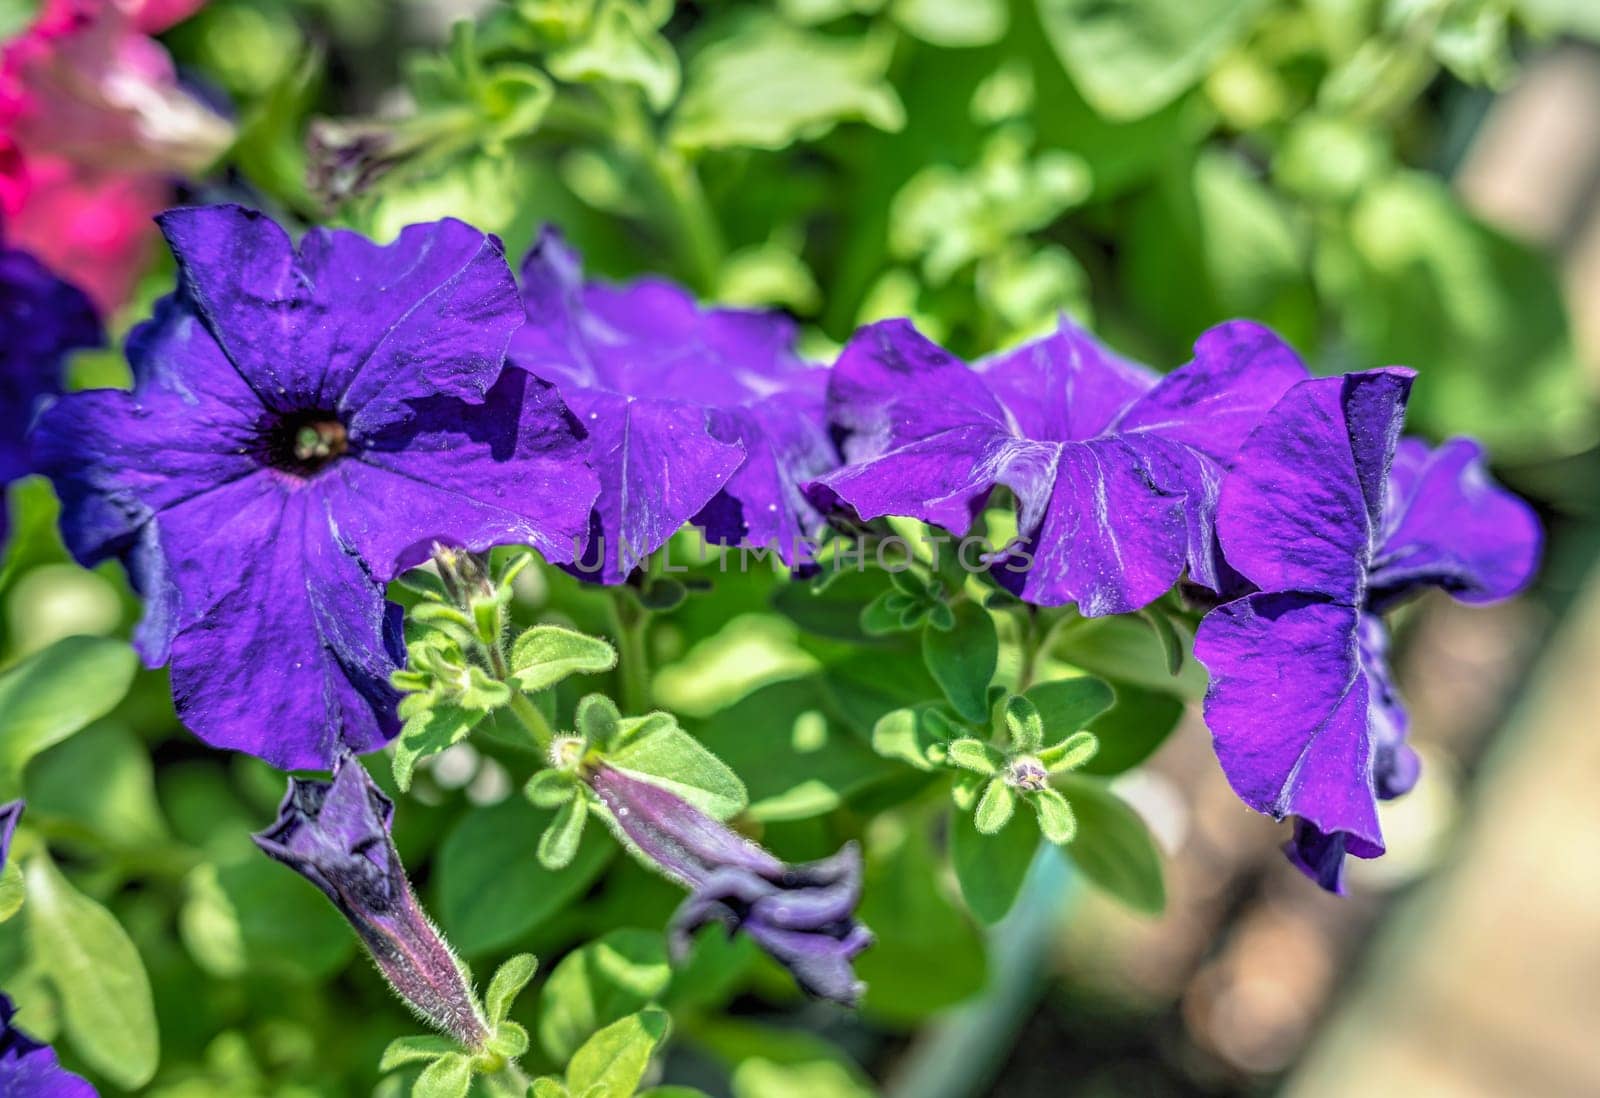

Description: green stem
[507,691,554,754]
[610,594,653,714]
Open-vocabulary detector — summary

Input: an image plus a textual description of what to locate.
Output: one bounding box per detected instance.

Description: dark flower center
[262,411,351,477]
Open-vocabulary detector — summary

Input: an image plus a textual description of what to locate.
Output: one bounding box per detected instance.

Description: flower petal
[1215,370,1414,602]
[329,369,598,577]
[0,993,96,1098]
[162,482,401,768]
[1370,437,1541,608]
[1194,592,1385,860]
[978,318,1156,442]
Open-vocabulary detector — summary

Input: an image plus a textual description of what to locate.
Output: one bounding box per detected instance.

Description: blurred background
[5,0,1600,1094]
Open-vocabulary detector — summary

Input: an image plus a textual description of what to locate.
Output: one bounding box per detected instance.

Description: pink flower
[0,0,230,312]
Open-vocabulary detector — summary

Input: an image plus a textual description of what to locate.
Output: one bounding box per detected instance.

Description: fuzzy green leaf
[973,779,1015,834]
[606,715,747,819]
[1032,788,1077,845]
[1041,730,1099,774]
[414,1051,473,1098]
[379,1034,459,1071]
[951,805,1039,924]
[1057,777,1165,913]
[538,795,589,870]
[944,738,999,775]
[538,930,671,1063]
[485,953,539,1027]
[1001,694,1045,752]
[565,1008,671,1098]
[511,626,619,693]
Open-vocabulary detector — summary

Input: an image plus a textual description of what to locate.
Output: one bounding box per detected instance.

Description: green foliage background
[3,0,1598,1095]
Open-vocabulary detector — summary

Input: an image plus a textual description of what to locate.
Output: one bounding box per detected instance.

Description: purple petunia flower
[510,228,836,582]
[1194,370,1540,891]
[587,763,872,1006]
[32,205,597,769]
[1,992,97,1098]
[804,318,1307,615]
[1,246,100,545]
[253,757,489,1049]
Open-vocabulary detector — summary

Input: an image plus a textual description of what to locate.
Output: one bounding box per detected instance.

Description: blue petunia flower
[804,318,1308,615]
[32,205,598,769]
[1194,370,1540,891]
[1,246,100,546]
[253,758,489,1048]
[510,228,836,582]
[587,762,872,1006]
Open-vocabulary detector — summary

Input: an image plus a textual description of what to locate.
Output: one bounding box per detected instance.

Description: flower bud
[587,764,872,1006]
[253,758,489,1049]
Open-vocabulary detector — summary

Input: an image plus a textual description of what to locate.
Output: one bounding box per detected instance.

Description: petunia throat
[261,410,352,477]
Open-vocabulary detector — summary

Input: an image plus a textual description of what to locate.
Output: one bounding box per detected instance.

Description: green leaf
[607,714,747,819]
[1055,615,1206,698]
[379,1034,460,1070]
[526,768,579,807]
[539,929,671,1062]
[549,0,680,112]
[25,855,158,1088]
[489,1018,531,1058]
[414,1051,473,1098]
[1035,0,1266,121]
[672,16,903,150]
[1024,676,1114,738]
[972,779,1015,834]
[576,693,623,748]
[951,806,1039,924]
[485,952,539,1027]
[532,1078,570,1098]
[855,823,986,1022]
[565,1008,671,1098]
[944,738,999,775]
[25,721,167,847]
[1057,777,1165,913]
[921,601,997,722]
[1139,607,1184,676]
[893,0,1007,47]
[0,636,138,790]
[437,798,614,955]
[0,860,22,922]
[392,705,486,792]
[1040,730,1098,773]
[1001,694,1044,752]
[511,625,619,693]
[1032,787,1077,845]
[859,591,915,637]
[539,795,589,870]
[870,707,939,772]
[1080,681,1183,776]
[180,859,354,979]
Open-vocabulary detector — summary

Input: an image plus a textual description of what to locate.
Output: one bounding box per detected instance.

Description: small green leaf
[511,626,619,693]
[606,715,747,819]
[566,1009,670,1098]
[1081,681,1183,776]
[672,17,903,150]
[485,953,539,1027]
[539,930,671,1063]
[1032,788,1077,845]
[951,806,1039,924]
[539,795,589,870]
[393,705,486,792]
[575,694,622,748]
[859,591,913,637]
[414,1050,473,1098]
[973,779,1015,834]
[944,738,998,775]
[1002,695,1044,752]
[1041,730,1099,774]
[26,854,158,1088]
[1139,607,1185,676]
[870,708,938,771]
[532,1079,570,1098]
[489,1019,530,1058]
[379,1034,460,1071]
[526,768,579,807]
[0,636,138,790]
[922,601,997,722]
[549,0,680,112]
[1057,777,1165,913]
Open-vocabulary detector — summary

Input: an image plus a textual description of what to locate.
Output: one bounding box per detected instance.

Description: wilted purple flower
[1,246,100,545]
[1194,370,1540,891]
[253,757,489,1048]
[32,204,597,768]
[588,763,871,1006]
[511,228,836,582]
[0,992,97,1098]
[805,318,1307,615]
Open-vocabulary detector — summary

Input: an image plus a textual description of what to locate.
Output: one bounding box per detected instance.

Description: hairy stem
[610,594,653,714]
